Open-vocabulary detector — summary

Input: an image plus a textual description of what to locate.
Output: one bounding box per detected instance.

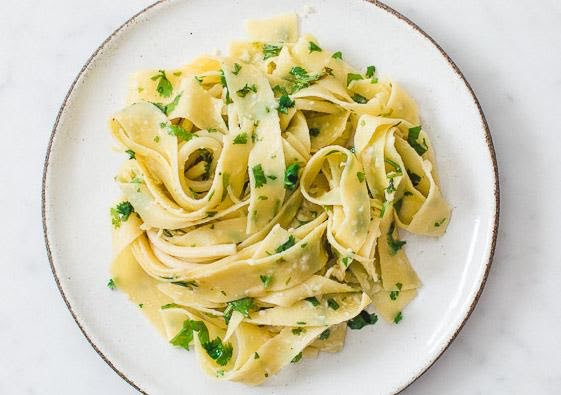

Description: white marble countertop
[1,0,560,393]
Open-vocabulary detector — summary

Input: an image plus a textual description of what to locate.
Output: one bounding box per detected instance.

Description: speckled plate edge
[41,1,500,393]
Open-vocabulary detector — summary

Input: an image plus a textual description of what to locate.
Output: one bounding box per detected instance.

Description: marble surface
[0,0,559,393]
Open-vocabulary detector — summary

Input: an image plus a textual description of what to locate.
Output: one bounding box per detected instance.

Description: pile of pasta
[109,13,450,384]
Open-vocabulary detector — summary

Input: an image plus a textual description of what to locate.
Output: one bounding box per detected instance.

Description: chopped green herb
[300,242,308,248]
[284,163,300,190]
[206,211,217,218]
[160,122,198,141]
[267,175,277,180]
[236,84,257,98]
[216,370,224,377]
[356,171,365,183]
[292,327,305,335]
[107,278,116,290]
[305,297,320,306]
[389,282,403,301]
[347,73,363,86]
[152,93,182,115]
[309,127,320,137]
[407,126,428,156]
[161,303,182,310]
[232,63,242,75]
[110,201,134,228]
[258,195,268,200]
[347,310,378,329]
[278,94,295,114]
[385,158,402,174]
[327,298,340,310]
[260,274,273,288]
[385,178,396,194]
[308,41,322,53]
[153,135,160,143]
[393,311,403,324]
[173,71,182,77]
[254,352,260,359]
[434,218,447,227]
[291,352,303,363]
[171,280,198,289]
[252,164,267,188]
[273,84,288,96]
[341,256,352,267]
[322,66,334,77]
[387,222,406,255]
[223,297,254,323]
[365,65,376,78]
[151,70,173,98]
[194,76,203,84]
[404,191,413,196]
[332,51,343,59]
[138,303,144,308]
[233,132,248,144]
[319,329,330,340]
[263,43,282,60]
[125,149,136,160]
[171,320,233,365]
[289,66,321,93]
[275,235,296,253]
[351,93,367,104]
[407,170,422,186]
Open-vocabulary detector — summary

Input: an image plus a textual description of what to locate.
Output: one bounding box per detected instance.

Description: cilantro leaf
[170,320,194,350]
[356,171,365,183]
[407,126,428,156]
[107,278,116,290]
[233,132,248,144]
[291,352,303,363]
[275,235,296,253]
[332,51,343,59]
[308,41,322,53]
[387,222,406,255]
[305,297,320,306]
[203,337,233,366]
[152,93,182,115]
[236,84,257,98]
[288,66,321,93]
[351,93,367,104]
[171,280,198,289]
[284,163,300,190]
[347,73,363,86]
[263,43,282,60]
[151,70,173,98]
[278,94,295,114]
[232,63,242,75]
[110,201,134,228]
[260,274,273,288]
[327,298,340,310]
[389,282,403,300]
[347,310,378,329]
[365,65,376,78]
[160,122,196,142]
[223,297,254,323]
[252,164,267,188]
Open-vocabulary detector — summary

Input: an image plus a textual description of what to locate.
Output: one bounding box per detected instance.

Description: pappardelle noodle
[109,13,451,385]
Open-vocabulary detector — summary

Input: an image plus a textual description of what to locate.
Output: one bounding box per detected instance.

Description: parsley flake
[232,63,242,75]
[332,51,343,60]
[125,149,136,159]
[387,222,406,255]
[347,310,378,329]
[263,43,282,60]
[252,164,267,188]
[223,297,254,323]
[151,70,173,98]
[275,235,296,253]
[393,311,403,324]
[233,132,248,144]
[278,94,295,114]
[308,41,322,53]
[260,274,273,288]
[327,298,340,310]
[236,84,257,98]
[284,163,300,190]
[110,201,134,228]
[407,126,428,156]
[107,278,116,290]
[347,73,363,86]
[351,93,368,104]
[319,329,330,340]
[356,172,365,183]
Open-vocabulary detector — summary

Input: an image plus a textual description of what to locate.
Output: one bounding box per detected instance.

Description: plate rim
[41,1,500,394]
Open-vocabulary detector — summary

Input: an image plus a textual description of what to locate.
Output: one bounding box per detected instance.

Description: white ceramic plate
[42,0,499,393]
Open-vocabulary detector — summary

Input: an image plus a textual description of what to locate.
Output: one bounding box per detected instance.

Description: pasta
[108,13,451,385]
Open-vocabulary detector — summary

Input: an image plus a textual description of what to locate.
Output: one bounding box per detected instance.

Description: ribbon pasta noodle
[108,13,451,385]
